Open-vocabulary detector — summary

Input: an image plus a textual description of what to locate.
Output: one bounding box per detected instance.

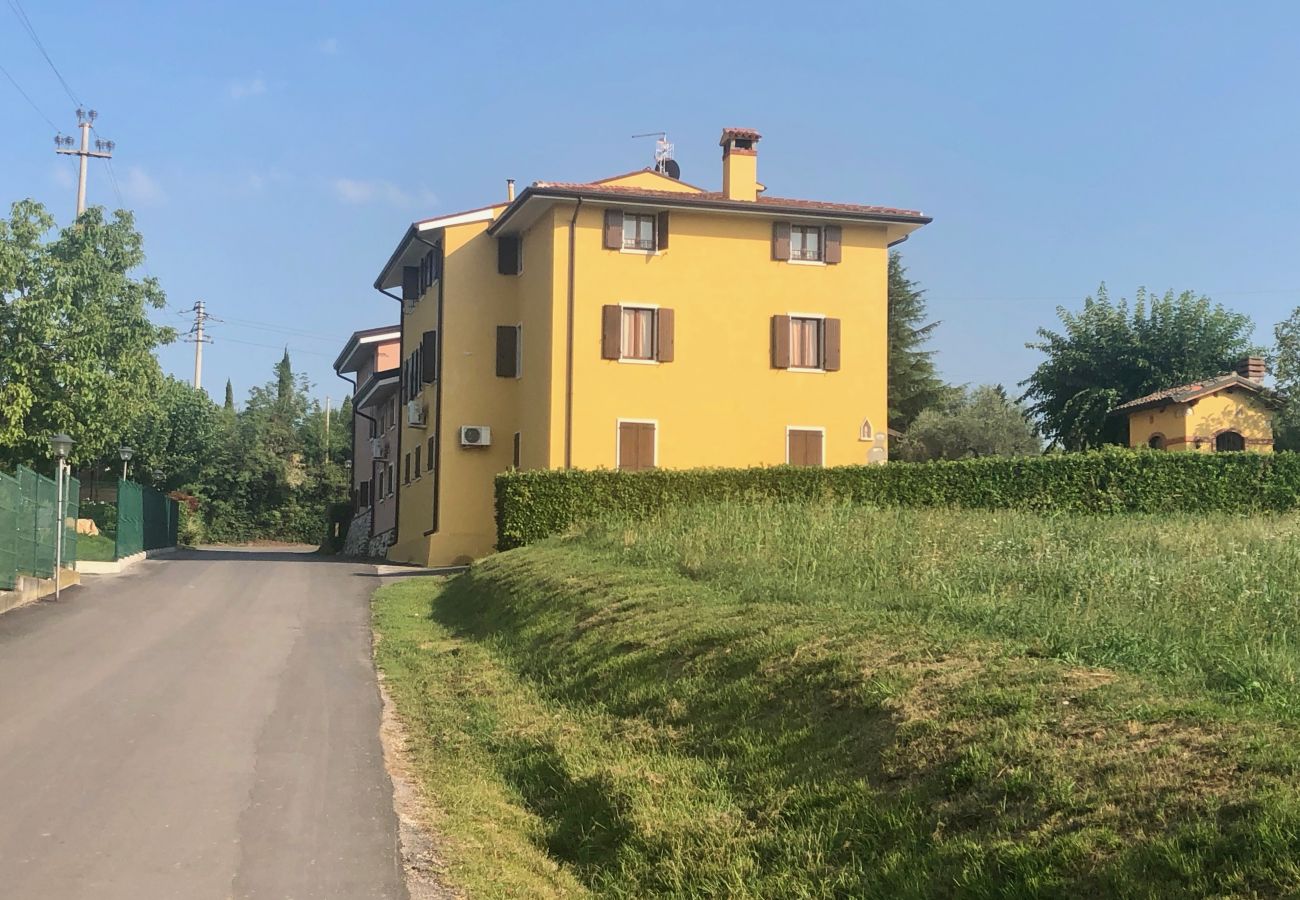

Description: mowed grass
[75,532,116,561]
[373,504,1300,898]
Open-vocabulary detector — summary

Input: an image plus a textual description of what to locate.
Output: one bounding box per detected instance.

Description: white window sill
[787,366,828,374]
[787,259,826,267]
[619,247,662,256]
[617,357,660,366]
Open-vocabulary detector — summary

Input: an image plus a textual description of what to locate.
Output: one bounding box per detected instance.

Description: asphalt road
[0,547,409,899]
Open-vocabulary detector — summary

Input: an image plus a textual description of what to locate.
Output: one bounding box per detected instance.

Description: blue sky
[4,1,1300,404]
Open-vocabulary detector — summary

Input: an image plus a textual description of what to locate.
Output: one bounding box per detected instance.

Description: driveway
[0,547,408,899]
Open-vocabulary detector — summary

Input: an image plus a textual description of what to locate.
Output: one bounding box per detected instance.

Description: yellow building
[369,127,930,566]
[1116,360,1278,453]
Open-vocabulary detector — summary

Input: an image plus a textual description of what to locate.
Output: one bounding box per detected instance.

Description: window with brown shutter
[402,265,420,302]
[497,236,522,275]
[601,305,621,359]
[622,213,656,250]
[603,209,624,249]
[496,325,521,377]
[421,330,437,382]
[787,429,824,467]
[824,226,842,264]
[657,211,670,250]
[656,308,675,362]
[414,445,422,478]
[404,453,411,484]
[771,315,792,368]
[617,421,657,471]
[772,222,791,261]
[512,431,521,469]
[789,317,822,368]
[823,318,841,371]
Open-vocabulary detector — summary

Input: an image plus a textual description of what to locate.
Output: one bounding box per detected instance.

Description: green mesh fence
[116,479,143,559]
[114,480,178,559]
[1,466,78,589]
[0,473,16,590]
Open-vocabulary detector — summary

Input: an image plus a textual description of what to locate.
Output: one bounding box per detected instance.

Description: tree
[224,379,235,412]
[1271,309,1300,451]
[897,385,1040,461]
[122,377,222,491]
[887,252,950,430]
[0,200,173,469]
[1023,286,1256,450]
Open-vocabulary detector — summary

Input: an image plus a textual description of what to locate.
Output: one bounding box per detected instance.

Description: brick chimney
[1235,356,1266,381]
[720,127,761,202]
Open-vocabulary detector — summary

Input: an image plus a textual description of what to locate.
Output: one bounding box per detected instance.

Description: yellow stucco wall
[385,173,897,566]
[1126,389,1274,452]
[565,204,889,470]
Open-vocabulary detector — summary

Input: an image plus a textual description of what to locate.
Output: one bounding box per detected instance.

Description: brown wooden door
[618,422,656,471]
[787,429,823,466]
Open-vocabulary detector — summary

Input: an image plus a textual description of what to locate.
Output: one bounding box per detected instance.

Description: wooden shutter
[823,318,841,371]
[402,265,420,302]
[421,330,437,382]
[772,222,791,261]
[657,211,670,250]
[497,236,521,275]
[771,315,791,368]
[824,225,842,264]
[496,325,519,377]
[788,429,823,466]
[601,305,621,359]
[656,308,675,362]
[604,209,624,249]
[619,422,655,471]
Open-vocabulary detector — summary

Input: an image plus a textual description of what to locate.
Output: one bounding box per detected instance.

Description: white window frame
[789,224,824,263]
[510,322,523,379]
[621,213,658,253]
[787,311,827,373]
[615,418,659,470]
[618,303,660,365]
[785,425,827,466]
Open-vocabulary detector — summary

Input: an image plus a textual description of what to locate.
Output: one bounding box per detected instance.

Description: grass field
[374,503,1300,898]
[75,532,116,562]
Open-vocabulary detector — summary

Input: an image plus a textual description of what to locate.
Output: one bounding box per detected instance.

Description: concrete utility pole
[54,108,113,218]
[183,301,216,390]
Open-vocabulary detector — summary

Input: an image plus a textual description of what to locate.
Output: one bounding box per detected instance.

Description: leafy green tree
[123,377,222,490]
[888,252,950,430]
[0,200,173,468]
[1023,286,1256,449]
[223,379,235,412]
[897,385,1040,461]
[1270,309,1300,451]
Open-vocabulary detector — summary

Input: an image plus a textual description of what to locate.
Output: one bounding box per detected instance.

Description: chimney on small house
[506,178,516,202]
[1235,356,1266,381]
[720,127,761,202]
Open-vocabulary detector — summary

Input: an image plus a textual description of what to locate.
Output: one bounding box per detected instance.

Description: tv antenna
[631,131,680,179]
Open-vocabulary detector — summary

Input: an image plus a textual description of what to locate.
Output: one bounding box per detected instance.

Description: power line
[218,336,336,359]
[0,59,57,129]
[5,0,80,106]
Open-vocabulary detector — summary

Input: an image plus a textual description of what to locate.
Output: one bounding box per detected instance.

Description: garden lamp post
[48,433,75,600]
[118,445,134,481]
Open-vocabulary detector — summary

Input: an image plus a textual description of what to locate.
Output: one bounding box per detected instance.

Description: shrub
[496,448,1300,550]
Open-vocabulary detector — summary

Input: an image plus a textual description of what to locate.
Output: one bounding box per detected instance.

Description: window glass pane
[806,228,820,257]
[620,307,655,359]
[623,217,636,242]
[790,317,821,367]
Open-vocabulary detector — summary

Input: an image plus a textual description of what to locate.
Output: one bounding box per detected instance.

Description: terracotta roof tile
[720,127,763,143]
[1113,373,1269,413]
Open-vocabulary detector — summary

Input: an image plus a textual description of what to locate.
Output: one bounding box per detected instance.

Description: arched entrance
[1215,431,1246,452]
[1147,434,1166,450]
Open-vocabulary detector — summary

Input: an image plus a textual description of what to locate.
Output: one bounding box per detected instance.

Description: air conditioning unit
[406,400,427,428]
[459,425,491,448]
[369,437,387,460]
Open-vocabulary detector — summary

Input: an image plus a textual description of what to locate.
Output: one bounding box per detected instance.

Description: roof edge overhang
[354,368,400,408]
[373,205,501,290]
[333,327,401,373]
[487,186,932,239]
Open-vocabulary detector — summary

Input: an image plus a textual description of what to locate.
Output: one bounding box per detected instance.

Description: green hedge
[495,448,1300,550]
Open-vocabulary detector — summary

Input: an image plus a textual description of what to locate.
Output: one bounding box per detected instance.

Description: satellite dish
[663,158,681,180]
